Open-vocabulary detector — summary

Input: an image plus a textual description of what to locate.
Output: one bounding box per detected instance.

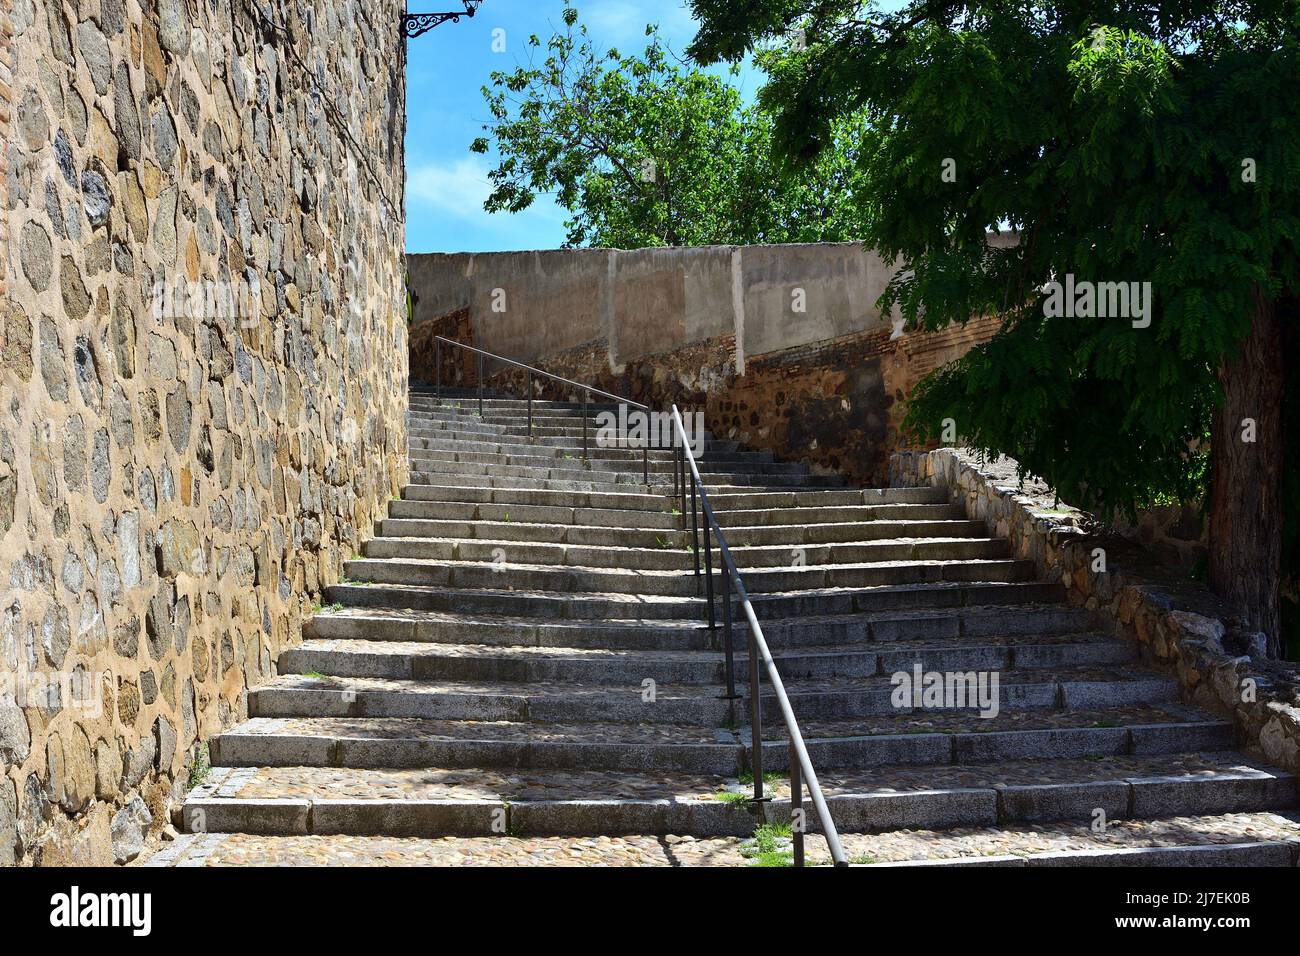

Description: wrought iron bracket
[401,1,482,38]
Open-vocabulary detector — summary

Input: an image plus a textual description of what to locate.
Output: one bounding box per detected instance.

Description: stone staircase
[150,386,1300,866]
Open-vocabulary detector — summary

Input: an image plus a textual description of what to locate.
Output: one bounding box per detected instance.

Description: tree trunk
[1208,287,1286,655]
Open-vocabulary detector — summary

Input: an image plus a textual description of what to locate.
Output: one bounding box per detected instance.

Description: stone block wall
[0,0,408,865]
[891,448,1300,775]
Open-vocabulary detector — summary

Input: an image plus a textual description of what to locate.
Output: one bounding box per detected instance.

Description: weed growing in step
[186,743,211,789]
[743,822,794,867]
[714,791,749,807]
[738,770,785,788]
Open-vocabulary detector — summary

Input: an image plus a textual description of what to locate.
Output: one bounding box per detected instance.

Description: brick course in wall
[0,0,408,864]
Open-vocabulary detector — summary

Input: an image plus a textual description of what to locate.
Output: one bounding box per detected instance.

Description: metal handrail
[433,335,649,485]
[435,336,648,409]
[669,405,848,868]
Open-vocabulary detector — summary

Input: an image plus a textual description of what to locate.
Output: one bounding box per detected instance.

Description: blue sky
[403,0,762,253]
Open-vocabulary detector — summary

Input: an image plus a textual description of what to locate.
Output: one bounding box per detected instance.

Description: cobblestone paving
[761,703,1213,740]
[208,765,731,802]
[819,811,1300,864]
[267,673,724,701]
[197,751,1281,804]
[296,638,722,661]
[782,751,1286,797]
[144,812,1300,867]
[234,716,732,745]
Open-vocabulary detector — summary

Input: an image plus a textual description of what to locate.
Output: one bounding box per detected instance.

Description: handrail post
[750,625,763,803]
[582,390,589,460]
[702,506,715,628]
[672,433,679,498]
[527,369,533,437]
[689,470,700,581]
[643,443,649,489]
[435,338,442,404]
[789,740,804,867]
[477,352,484,417]
[678,442,687,528]
[722,567,737,698]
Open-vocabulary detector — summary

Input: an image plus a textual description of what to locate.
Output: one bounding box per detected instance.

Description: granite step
[177,754,1298,839]
[302,604,1100,651]
[337,556,1040,598]
[322,579,1069,620]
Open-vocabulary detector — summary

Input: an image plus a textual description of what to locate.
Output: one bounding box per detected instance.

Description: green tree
[471,3,869,247]
[689,1,1299,656]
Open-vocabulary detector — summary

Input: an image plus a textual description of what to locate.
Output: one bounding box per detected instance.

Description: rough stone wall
[1,0,407,865]
[408,305,472,387]
[892,448,1300,775]
[486,318,1001,486]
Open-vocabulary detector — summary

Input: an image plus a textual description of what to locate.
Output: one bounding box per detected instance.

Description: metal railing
[669,405,847,868]
[427,337,844,866]
[433,336,649,486]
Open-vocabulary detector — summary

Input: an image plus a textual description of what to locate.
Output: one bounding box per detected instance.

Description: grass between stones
[186,743,212,790]
[742,823,794,867]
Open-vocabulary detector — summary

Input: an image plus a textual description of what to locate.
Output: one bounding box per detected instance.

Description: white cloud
[581,0,696,46]
[406,156,498,220]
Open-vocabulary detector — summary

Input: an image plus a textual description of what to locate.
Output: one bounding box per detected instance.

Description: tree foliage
[693,1,1299,513]
[472,2,870,247]
[691,0,1300,652]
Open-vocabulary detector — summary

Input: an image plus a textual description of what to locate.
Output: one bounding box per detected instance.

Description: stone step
[394,482,946,512]
[322,579,1068,621]
[208,716,743,773]
[276,638,1142,692]
[408,448,806,476]
[713,503,965,524]
[360,534,1011,571]
[403,468,844,494]
[398,482,674,511]
[339,556,1039,597]
[409,396,621,412]
[848,813,1300,867]
[303,603,1099,651]
[756,704,1238,770]
[147,816,1300,866]
[405,423,738,453]
[376,517,989,549]
[408,420,715,444]
[408,461,843,489]
[206,703,1231,776]
[388,497,679,529]
[177,754,1299,839]
[407,435,772,463]
[255,662,1168,724]
[405,470,844,494]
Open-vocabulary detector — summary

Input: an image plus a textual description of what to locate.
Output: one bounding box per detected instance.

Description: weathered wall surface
[0,0,407,865]
[407,243,905,371]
